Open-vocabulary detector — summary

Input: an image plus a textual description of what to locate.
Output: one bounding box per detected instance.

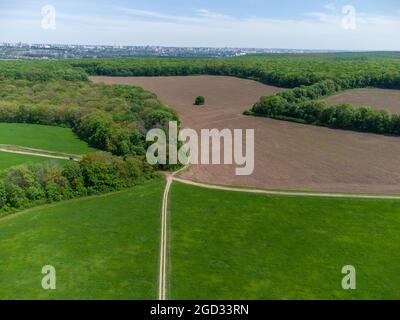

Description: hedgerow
[0,152,158,215]
[250,79,400,135]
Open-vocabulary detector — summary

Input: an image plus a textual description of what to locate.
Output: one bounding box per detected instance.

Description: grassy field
[0,123,96,155]
[169,182,400,300]
[0,179,164,300]
[0,152,67,171]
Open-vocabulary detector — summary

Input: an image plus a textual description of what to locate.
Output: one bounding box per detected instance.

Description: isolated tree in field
[194,96,205,106]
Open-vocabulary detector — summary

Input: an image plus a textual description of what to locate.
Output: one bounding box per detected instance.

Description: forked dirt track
[92,76,400,194]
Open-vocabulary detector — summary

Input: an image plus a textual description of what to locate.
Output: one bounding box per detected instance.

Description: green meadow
[0,152,67,171]
[0,179,164,300]
[168,182,400,300]
[0,123,96,155]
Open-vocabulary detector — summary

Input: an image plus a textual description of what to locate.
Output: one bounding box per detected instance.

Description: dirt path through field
[173,177,400,200]
[158,174,171,300]
[0,144,78,160]
[92,76,400,194]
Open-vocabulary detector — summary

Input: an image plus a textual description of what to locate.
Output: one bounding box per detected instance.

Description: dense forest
[2,52,400,89]
[0,60,88,81]
[67,53,400,89]
[0,79,179,156]
[2,52,400,88]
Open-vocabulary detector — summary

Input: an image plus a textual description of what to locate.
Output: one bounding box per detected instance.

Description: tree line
[250,79,400,135]
[0,152,157,215]
[0,60,88,81]
[68,54,400,89]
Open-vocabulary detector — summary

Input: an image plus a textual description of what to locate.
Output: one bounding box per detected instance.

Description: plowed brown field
[91,76,400,194]
[324,88,400,113]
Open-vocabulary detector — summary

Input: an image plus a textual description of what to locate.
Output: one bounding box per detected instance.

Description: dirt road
[158,174,172,300]
[0,144,78,161]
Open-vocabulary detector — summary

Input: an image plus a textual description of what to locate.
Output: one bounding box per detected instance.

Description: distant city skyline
[2,42,355,61]
[0,0,399,50]
[0,42,386,52]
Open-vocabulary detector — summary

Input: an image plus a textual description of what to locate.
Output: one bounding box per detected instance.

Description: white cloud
[196,9,233,20]
[324,3,337,12]
[115,7,189,21]
[114,6,234,27]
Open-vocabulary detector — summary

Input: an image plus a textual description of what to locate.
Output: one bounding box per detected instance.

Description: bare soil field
[92,76,400,194]
[324,88,400,113]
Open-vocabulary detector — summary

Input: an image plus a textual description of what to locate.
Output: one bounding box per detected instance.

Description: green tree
[194,96,205,106]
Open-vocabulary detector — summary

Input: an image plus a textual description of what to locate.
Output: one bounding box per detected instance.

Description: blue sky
[1,0,399,50]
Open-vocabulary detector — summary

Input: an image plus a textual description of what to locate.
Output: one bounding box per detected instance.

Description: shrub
[62,161,87,196]
[194,96,205,106]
